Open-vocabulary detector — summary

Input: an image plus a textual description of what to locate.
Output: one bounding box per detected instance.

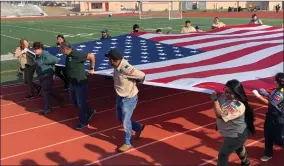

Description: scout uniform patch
[123,63,135,74]
[270,89,284,113]
[273,91,282,101]
[220,101,245,122]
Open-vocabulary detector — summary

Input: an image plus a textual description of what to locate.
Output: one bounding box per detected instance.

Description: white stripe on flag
[169,62,283,85]
[185,33,283,49]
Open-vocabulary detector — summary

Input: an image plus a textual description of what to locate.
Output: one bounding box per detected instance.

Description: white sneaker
[260,156,272,162]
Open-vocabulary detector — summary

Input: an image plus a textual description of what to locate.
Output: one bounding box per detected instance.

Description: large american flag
[46,24,284,94]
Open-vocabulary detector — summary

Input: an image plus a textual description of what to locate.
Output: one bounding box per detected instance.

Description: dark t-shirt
[65,50,88,84]
[100,35,111,40]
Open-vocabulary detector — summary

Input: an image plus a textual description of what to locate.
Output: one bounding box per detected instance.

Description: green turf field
[1,16,282,86]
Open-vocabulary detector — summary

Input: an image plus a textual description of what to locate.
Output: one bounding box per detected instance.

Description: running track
[1,75,283,165]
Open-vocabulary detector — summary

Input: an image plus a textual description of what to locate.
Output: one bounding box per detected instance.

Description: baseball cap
[195,25,200,29]
[133,24,139,30]
[101,29,108,33]
[105,50,122,60]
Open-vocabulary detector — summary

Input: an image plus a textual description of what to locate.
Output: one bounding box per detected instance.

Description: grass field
[1,16,283,85]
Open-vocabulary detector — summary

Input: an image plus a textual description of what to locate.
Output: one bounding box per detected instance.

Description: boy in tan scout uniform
[180,20,197,33]
[212,17,226,29]
[14,39,41,99]
[105,50,146,152]
[249,14,263,25]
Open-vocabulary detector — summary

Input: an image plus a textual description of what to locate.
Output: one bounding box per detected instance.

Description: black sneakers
[75,109,96,131]
[25,95,34,99]
[75,124,88,130]
[134,124,145,140]
[39,109,52,115]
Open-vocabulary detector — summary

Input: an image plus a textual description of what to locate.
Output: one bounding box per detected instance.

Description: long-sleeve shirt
[100,35,111,40]
[13,46,35,69]
[113,59,145,98]
[34,50,59,78]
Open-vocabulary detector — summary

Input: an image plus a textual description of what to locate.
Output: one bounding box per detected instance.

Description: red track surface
[1,75,283,165]
[1,11,283,21]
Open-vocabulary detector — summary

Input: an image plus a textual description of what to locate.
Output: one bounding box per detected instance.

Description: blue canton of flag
[44,34,203,71]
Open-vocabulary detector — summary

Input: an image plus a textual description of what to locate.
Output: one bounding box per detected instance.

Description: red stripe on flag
[130,31,148,36]
[193,76,275,94]
[149,51,283,83]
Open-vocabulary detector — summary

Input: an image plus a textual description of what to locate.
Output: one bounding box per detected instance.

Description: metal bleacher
[1,3,44,17]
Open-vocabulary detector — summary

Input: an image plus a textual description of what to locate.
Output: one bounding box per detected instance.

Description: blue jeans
[116,95,142,145]
[69,83,93,125]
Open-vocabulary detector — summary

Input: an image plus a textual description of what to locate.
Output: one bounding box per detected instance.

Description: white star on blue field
[45,34,203,70]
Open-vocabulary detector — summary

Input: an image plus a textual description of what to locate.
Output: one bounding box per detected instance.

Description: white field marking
[47,23,125,35]
[1,25,95,40]
[0,34,50,47]
[1,91,191,137]
[0,53,17,61]
[0,100,212,161]
[0,34,49,62]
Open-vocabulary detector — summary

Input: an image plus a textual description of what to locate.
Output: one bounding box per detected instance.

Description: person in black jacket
[252,72,284,162]
[100,29,111,40]
[55,35,69,90]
